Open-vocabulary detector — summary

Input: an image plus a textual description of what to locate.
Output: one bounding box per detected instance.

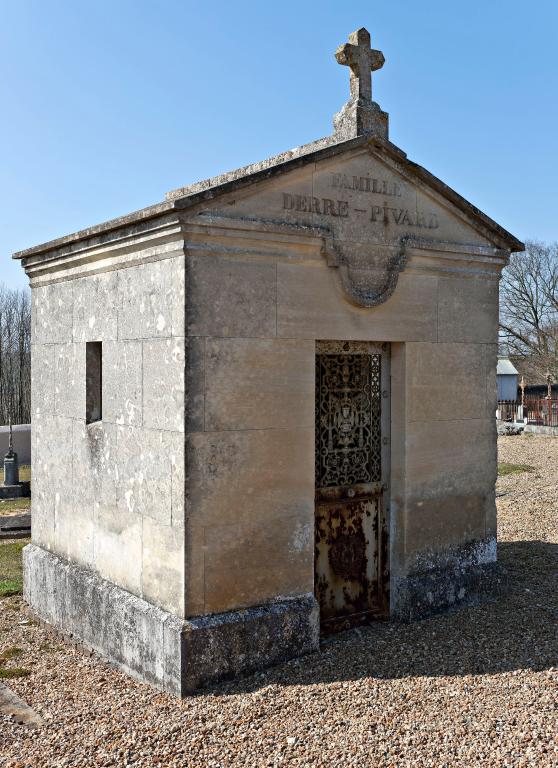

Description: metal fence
[497,398,558,428]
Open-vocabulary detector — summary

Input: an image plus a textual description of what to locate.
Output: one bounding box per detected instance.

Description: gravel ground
[0,435,556,767]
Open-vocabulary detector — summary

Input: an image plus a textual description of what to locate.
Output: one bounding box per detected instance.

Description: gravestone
[16,28,523,695]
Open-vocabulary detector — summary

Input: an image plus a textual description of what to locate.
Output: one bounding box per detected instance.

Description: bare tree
[0,284,31,425]
[499,240,558,382]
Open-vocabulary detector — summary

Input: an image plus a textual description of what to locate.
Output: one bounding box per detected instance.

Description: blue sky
[2,0,557,289]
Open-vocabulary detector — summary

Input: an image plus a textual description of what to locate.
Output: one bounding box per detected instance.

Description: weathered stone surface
[437,277,499,343]
[142,338,185,432]
[54,343,85,419]
[185,254,276,338]
[72,271,118,343]
[186,428,314,613]
[115,426,174,525]
[118,259,177,341]
[24,544,319,695]
[103,340,143,427]
[141,517,184,616]
[277,264,438,341]
[204,338,314,431]
[180,593,319,692]
[31,416,73,551]
[17,34,525,696]
[23,544,182,694]
[405,418,497,501]
[406,342,496,422]
[30,343,55,420]
[392,538,502,621]
[185,337,204,433]
[171,254,186,337]
[169,430,185,528]
[95,505,143,596]
[33,283,73,344]
[202,514,314,614]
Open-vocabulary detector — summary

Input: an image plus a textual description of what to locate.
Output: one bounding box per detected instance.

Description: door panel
[315,342,389,631]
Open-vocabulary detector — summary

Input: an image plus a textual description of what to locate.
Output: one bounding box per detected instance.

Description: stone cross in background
[333,28,389,141]
[335,27,385,107]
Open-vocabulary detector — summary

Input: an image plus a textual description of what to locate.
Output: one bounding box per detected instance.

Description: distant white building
[497,358,519,400]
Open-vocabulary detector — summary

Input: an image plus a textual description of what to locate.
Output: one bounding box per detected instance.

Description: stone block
[72,421,118,512]
[169,431,185,528]
[202,514,314,614]
[54,492,95,567]
[277,263,438,341]
[437,277,499,343]
[31,416,74,552]
[142,338,185,432]
[185,337,204,433]
[179,593,319,692]
[204,337,314,431]
[403,418,497,563]
[103,340,143,426]
[392,538,501,621]
[116,426,173,525]
[31,343,55,420]
[23,545,181,694]
[33,283,73,344]
[94,505,143,596]
[118,258,176,340]
[185,254,276,338]
[186,428,314,528]
[171,254,186,337]
[72,271,118,342]
[484,344,498,417]
[54,343,85,420]
[185,428,314,612]
[405,417,497,501]
[406,342,494,422]
[141,517,184,616]
[217,167,314,228]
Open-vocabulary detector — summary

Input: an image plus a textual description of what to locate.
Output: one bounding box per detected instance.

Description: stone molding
[322,239,407,307]
[21,209,508,289]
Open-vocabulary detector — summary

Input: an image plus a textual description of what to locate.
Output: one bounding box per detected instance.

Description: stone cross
[335,28,385,107]
[333,28,388,140]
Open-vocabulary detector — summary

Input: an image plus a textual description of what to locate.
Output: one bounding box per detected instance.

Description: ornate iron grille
[315,353,381,488]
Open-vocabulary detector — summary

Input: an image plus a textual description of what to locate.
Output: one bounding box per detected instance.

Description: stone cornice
[22,211,509,287]
[14,134,523,269]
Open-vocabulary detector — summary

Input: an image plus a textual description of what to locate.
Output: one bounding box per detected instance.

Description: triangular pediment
[182,138,521,254]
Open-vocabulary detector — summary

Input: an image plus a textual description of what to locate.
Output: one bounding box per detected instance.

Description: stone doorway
[314,341,390,632]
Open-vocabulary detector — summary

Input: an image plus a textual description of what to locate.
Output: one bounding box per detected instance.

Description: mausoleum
[16,29,523,695]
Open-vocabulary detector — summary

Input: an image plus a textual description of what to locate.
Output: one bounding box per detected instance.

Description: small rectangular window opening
[86,341,102,424]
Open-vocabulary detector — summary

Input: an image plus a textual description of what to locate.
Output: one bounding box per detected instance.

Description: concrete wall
[30,254,186,616]
[0,424,31,465]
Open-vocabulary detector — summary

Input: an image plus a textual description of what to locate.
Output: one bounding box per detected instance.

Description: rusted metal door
[315,341,390,631]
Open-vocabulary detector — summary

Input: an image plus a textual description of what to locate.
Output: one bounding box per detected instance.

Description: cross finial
[333,28,388,141]
[335,28,385,106]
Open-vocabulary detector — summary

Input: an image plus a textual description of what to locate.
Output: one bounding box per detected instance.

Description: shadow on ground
[213,540,558,696]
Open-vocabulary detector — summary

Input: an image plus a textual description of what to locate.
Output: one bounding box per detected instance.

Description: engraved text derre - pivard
[281,172,439,229]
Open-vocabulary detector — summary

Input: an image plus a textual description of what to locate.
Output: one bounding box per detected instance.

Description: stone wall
[181,217,500,620]
[30,253,186,616]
